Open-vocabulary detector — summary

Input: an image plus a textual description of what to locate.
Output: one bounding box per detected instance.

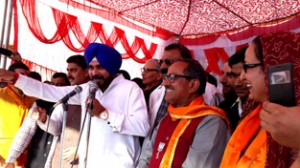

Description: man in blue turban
[0,43,150,168]
[84,43,122,91]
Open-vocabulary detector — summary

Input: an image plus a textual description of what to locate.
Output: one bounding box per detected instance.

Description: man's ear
[84,69,90,78]
[156,72,163,80]
[189,79,200,93]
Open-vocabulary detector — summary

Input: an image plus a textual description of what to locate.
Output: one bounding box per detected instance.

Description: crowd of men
[0,31,300,168]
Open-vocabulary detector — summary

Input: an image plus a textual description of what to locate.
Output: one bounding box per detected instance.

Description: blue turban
[84,43,122,75]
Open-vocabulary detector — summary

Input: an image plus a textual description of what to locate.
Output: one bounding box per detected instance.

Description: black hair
[252,36,264,67]
[29,71,42,81]
[52,72,71,86]
[66,55,88,70]
[8,62,30,72]
[206,72,218,87]
[165,43,192,59]
[228,46,247,67]
[131,77,145,89]
[119,70,131,80]
[181,59,207,95]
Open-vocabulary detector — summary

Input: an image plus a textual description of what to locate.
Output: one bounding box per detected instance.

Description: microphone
[52,86,82,108]
[86,81,99,114]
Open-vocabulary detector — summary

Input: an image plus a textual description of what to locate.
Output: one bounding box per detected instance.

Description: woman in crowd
[220,32,297,167]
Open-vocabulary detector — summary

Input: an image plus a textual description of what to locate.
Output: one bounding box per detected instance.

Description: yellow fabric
[220,104,267,168]
[0,84,36,162]
[160,96,229,167]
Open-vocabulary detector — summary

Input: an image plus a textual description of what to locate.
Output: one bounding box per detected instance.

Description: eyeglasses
[141,68,159,73]
[243,63,263,73]
[159,59,174,66]
[163,74,194,83]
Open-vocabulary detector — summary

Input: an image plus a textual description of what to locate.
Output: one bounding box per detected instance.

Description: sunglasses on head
[159,59,174,66]
[243,63,263,73]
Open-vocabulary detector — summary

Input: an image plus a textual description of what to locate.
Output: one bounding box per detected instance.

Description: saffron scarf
[159,96,229,167]
[220,104,267,168]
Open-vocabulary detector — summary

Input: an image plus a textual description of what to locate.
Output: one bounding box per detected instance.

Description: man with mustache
[218,61,239,131]
[49,55,90,167]
[228,47,251,118]
[138,59,230,168]
[0,43,149,168]
[4,55,89,168]
[147,43,223,136]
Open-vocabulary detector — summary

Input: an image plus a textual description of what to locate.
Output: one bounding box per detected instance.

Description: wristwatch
[99,110,109,120]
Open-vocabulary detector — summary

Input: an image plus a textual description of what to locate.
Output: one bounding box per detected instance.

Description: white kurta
[15,74,150,168]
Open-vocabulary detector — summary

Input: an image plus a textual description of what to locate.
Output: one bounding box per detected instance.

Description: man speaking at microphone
[0,43,150,168]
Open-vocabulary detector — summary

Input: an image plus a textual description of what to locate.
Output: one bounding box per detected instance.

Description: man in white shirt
[0,43,150,168]
[148,43,223,134]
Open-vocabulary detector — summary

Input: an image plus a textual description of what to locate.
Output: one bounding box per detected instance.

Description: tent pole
[0,0,9,68]
[3,0,14,69]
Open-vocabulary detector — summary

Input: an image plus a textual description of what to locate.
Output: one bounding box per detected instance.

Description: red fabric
[18,0,158,63]
[260,32,300,168]
[14,0,300,79]
[22,59,56,81]
[59,0,175,40]
[261,32,300,104]
[13,0,19,50]
[181,16,300,45]
[204,47,243,75]
[81,0,300,40]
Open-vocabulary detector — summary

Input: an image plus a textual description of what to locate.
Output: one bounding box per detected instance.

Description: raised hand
[10,50,22,62]
[85,98,106,117]
[260,101,300,149]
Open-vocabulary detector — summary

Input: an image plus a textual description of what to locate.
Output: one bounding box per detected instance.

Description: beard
[91,75,113,91]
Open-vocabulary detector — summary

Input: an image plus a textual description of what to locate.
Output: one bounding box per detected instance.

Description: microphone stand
[72,98,94,168]
[83,101,93,168]
[59,102,68,168]
[72,82,97,168]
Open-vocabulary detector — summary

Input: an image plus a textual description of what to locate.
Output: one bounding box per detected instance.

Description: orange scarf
[160,96,229,167]
[220,104,267,168]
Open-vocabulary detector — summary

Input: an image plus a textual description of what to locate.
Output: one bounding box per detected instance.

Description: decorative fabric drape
[15,0,158,63]
[13,0,274,79]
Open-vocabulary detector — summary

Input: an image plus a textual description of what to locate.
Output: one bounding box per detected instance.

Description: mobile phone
[0,47,12,57]
[268,62,296,107]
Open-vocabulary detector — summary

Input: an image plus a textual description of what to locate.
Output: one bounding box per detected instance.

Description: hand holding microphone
[86,81,106,117]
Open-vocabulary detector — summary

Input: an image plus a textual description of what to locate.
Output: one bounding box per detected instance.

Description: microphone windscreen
[74,86,83,94]
[88,81,98,93]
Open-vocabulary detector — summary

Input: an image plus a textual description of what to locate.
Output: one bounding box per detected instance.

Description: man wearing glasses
[147,43,222,135]
[146,43,193,134]
[141,59,162,106]
[138,59,230,168]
